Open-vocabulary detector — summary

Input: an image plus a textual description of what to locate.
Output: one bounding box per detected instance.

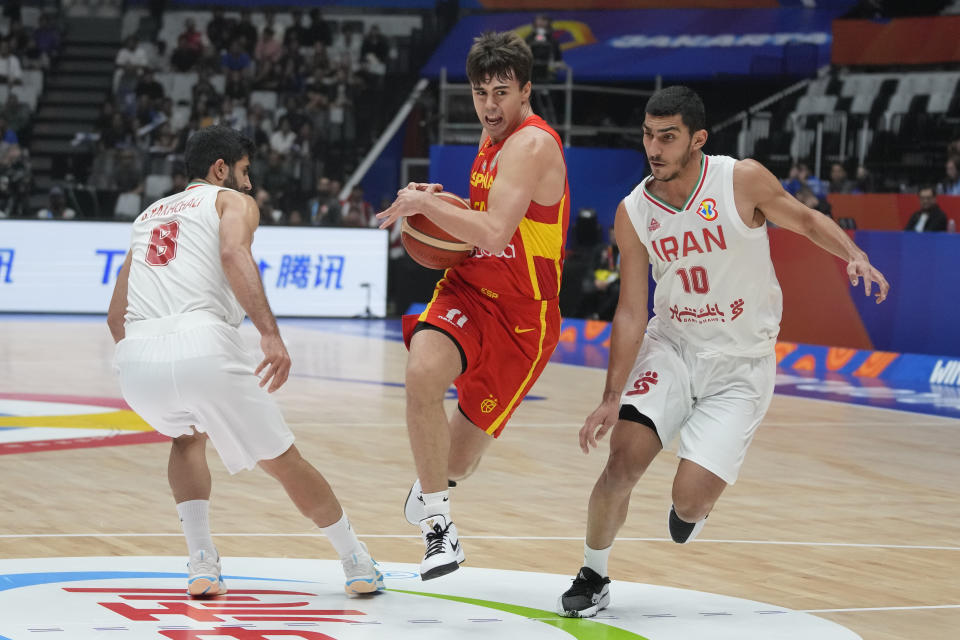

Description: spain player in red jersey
[377,31,570,579]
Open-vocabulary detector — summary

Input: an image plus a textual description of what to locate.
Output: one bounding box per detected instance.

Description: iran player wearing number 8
[557,87,890,618]
[107,125,384,598]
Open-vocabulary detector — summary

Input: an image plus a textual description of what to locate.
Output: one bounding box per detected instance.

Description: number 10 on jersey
[676,266,709,294]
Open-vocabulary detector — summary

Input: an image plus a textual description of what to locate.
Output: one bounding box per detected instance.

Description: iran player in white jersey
[558,87,889,618]
[107,125,384,597]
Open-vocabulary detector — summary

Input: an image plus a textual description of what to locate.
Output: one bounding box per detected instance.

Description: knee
[671,489,714,524]
[258,444,299,479]
[404,360,448,405]
[601,451,646,490]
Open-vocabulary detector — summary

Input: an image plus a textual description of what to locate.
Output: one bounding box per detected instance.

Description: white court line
[802,605,960,613]
[287,421,954,428]
[0,533,957,551]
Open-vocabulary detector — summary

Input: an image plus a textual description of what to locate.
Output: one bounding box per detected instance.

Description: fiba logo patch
[480,394,498,414]
[626,371,659,396]
[697,198,719,222]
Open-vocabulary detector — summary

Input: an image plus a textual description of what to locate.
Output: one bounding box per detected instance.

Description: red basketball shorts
[402,279,561,437]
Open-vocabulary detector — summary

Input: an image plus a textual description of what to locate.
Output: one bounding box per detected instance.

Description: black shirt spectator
[170,34,201,72]
[231,10,258,55]
[206,8,231,52]
[905,186,948,232]
[135,70,165,102]
[525,14,563,84]
[306,9,332,47]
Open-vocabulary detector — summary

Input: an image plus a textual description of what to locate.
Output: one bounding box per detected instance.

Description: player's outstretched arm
[218,190,290,393]
[106,252,133,343]
[580,202,650,454]
[736,159,889,304]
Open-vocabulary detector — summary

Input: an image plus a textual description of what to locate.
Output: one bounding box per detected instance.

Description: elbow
[220,246,246,269]
[477,224,514,256]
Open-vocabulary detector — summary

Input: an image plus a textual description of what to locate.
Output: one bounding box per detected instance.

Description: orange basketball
[401,191,474,270]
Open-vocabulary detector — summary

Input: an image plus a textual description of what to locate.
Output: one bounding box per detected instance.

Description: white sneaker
[403,478,424,526]
[187,549,227,597]
[341,541,385,595]
[419,514,464,580]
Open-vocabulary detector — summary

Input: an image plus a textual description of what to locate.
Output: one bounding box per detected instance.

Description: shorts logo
[480,394,498,414]
[441,308,468,328]
[626,371,659,396]
[514,326,535,334]
[481,287,499,299]
[697,198,718,222]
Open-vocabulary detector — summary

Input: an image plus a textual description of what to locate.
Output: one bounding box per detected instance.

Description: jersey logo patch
[696,198,718,222]
[648,218,661,232]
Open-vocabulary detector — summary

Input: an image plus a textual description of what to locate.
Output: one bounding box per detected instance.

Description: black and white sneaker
[419,514,464,580]
[403,478,425,526]
[403,478,457,526]
[557,566,611,618]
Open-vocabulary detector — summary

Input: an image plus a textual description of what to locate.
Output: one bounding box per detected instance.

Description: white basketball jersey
[125,184,245,327]
[623,154,782,357]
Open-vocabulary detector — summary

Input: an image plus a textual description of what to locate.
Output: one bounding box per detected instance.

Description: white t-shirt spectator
[0,53,23,83]
[269,129,296,155]
[116,46,149,69]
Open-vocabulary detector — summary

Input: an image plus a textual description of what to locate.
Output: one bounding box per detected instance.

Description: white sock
[321,511,364,559]
[422,490,450,519]
[176,500,216,558]
[584,543,612,578]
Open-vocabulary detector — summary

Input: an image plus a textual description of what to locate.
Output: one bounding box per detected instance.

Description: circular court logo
[0,556,860,639]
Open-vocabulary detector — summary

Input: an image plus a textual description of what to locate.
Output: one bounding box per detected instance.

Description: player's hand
[847,256,889,304]
[404,182,443,193]
[579,397,620,454]
[376,188,428,230]
[256,333,291,393]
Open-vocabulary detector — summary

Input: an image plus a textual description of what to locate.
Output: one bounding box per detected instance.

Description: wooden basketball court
[0,316,956,640]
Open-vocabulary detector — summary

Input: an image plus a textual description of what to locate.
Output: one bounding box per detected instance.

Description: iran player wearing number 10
[107,125,384,598]
[557,86,890,618]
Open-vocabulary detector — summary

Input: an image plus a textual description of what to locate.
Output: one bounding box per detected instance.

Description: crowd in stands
[85,8,397,225]
[0,5,63,218]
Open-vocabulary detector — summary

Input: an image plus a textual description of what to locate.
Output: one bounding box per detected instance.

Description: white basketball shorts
[619,332,776,485]
[115,311,294,474]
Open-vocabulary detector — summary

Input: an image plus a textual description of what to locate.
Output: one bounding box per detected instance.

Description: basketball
[401,191,474,270]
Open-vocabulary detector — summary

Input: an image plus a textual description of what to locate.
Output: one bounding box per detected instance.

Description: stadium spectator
[206,7,231,53]
[331,24,362,71]
[1,93,30,135]
[341,185,374,227]
[255,27,283,66]
[306,9,333,47]
[854,165,875,193]
[796,185,833,218]
[0,117,21,164]
[30,13,62,68]
[308,176,342,226]
[231,10,258,55]
[360,25,389,81]
[939,156,960,196]
[905,186,948,232]
[526,14,563,84]
[179,18,205,54]
[269,116,296,155]
[0,38,24,84]
[240,104,270,149]
[164,165,188,197]
[224,69,251,102]
[170,34,200,72]
[191,69,220,108]
[221,39,252,74]
[115,36,149,73]
[782,162,826,198]
[252,59,281,91]
[135,69,165,103]
[828,162,857,194]
[36,186,76,219]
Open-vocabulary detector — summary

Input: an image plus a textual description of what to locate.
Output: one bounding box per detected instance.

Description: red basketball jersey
[450,115,570,301]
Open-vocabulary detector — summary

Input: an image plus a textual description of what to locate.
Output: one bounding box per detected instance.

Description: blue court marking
[0,571,307,592]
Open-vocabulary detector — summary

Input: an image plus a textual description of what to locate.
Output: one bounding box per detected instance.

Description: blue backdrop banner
[422,9,838,82]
